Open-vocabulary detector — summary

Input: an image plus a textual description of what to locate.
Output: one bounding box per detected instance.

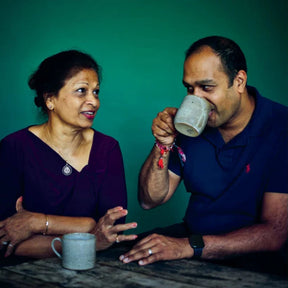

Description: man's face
[183,46,242,129]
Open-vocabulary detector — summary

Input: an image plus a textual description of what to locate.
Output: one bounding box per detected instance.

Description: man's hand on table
[119,234,194,266]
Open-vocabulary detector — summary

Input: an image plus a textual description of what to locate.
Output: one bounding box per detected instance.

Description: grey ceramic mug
[51,233,96,270]
[174,94,213,137]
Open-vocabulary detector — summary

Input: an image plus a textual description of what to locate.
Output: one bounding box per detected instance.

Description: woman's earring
[48,105,53,110]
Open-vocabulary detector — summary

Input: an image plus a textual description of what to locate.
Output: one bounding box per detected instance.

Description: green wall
[1,0,287,233]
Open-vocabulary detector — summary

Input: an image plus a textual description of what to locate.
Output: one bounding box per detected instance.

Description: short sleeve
[96,141,127,224]
[265,130,288,193]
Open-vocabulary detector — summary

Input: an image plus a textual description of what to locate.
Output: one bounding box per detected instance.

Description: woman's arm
[92,142,138,251]
[0,206,96,257]
[14,235,61,258]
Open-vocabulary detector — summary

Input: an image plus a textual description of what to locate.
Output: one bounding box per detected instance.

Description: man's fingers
[4,242,15,258]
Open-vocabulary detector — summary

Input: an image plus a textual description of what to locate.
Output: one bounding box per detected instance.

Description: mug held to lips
[174,95,213,137]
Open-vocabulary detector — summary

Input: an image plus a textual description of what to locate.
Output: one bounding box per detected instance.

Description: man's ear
[234,70,247,93]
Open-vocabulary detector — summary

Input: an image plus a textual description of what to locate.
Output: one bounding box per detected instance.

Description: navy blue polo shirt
[169,86,288,235]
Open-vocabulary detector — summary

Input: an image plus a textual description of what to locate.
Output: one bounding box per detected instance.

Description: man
[119,36,288,268]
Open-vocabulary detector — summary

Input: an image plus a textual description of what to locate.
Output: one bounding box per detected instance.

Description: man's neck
[219,91,255,143]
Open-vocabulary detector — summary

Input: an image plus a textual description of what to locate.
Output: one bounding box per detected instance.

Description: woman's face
[47,68,100,129]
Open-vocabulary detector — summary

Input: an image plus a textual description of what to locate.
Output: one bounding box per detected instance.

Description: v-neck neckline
[26,127,95,174]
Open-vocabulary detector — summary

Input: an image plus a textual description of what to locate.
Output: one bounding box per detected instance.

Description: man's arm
[120,192,288,265]
[202,192,288,259]
[138,146,181,209]
[138,107,181,209]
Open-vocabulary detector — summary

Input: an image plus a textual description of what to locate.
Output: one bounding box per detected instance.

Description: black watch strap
[188,234,204,259]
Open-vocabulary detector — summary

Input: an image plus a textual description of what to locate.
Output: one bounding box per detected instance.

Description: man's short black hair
[185,36,247,86]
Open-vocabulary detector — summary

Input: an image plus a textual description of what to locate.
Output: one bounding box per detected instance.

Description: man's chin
[207,121,218,128]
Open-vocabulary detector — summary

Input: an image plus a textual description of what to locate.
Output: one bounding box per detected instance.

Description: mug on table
[51,232,96,270]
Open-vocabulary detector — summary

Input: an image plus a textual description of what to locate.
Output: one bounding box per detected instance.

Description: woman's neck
[39,122,91,164]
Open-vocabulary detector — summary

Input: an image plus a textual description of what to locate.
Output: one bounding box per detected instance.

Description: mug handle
[51,237,62,258]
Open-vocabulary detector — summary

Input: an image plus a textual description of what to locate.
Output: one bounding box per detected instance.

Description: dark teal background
[1,0,287,233]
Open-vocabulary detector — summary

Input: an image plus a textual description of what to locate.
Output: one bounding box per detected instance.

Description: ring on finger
[115,235,120,243]
[1,241,8,245]
[148,248,153,256]
[8,243,14,248]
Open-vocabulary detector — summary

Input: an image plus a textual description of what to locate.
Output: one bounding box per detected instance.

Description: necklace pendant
[62,163,72,176]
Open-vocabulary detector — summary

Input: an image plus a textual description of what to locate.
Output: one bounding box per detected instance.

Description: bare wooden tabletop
[0,244,287,288]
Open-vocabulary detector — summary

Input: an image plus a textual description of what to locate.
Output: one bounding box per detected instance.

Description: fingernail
[119,255,124,261]
[123,257,130,263]
[139,260,144,265]
[132,223,137,228]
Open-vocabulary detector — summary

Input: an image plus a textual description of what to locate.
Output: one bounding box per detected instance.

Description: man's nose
[192,88,205,98]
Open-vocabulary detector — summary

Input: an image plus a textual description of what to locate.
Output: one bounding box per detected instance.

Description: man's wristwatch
[188,234,204,259]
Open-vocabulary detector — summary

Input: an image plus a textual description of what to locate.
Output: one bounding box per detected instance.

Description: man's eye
[202,85,214,92]
[187,87,194,94]
[93,89,100,95]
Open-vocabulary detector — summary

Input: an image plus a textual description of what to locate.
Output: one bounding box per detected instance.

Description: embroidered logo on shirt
[245,164,251,173]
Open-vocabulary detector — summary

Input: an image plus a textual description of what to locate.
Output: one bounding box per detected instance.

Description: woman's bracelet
[43,214,49,235]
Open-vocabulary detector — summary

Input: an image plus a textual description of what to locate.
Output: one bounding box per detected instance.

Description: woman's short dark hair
[185,36,247,86]
[28,50,101,113]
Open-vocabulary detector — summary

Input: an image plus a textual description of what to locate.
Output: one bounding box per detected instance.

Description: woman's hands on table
[0,197,42,257]
[0,200,138,256]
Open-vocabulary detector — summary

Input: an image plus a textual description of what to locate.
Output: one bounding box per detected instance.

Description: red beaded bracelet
[155,140,186,169]
[155,140,175,169]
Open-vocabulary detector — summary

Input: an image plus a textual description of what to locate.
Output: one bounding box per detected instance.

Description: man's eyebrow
[196,79,215,85]
[182,79,215,86]
[182,80,190,87]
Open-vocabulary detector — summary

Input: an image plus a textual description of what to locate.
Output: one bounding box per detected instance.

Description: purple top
[0,127,127,224]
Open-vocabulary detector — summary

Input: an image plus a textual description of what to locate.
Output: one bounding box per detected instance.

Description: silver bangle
[43,214,49,235]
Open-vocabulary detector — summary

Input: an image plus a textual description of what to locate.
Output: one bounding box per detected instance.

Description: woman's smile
[81,110,96,120]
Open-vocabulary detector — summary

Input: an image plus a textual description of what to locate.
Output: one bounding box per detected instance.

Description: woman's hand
[0,197,44,257]
[92,206,138,251]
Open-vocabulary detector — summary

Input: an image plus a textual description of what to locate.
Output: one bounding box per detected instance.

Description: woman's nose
[86,92,99,106]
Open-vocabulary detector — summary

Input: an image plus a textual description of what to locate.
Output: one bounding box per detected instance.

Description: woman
[0,50,137,258]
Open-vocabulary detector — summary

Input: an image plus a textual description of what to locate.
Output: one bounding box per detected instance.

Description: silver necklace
[62,162,72,176]
[42,126,74,176]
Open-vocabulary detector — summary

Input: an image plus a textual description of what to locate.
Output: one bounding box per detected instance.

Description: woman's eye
[93,89,100,95]
[77,88,86,93]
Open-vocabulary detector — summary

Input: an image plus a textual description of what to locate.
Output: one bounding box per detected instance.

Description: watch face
[189,234,204,248]
[189,235,204,258]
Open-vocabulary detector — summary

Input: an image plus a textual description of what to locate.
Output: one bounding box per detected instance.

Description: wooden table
[0,244,287,288]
